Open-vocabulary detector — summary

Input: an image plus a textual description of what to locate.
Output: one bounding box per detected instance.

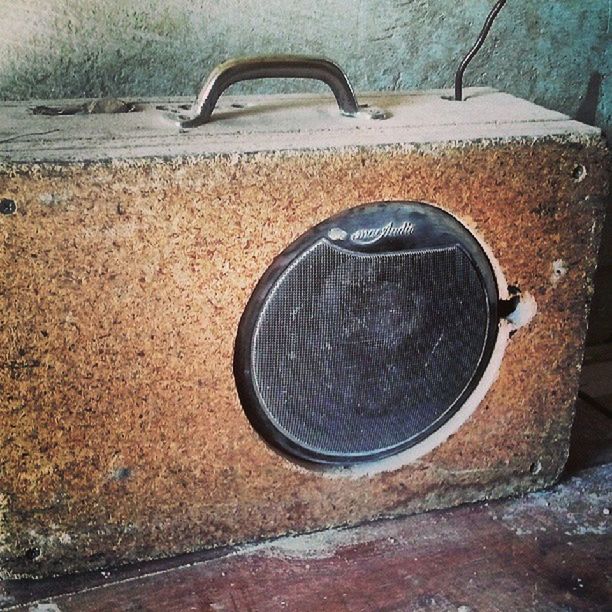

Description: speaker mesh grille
[251,241,490,457]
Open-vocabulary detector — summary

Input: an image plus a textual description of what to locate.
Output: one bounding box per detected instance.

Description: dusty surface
[0,1,608,138]
[2,463,610,611]
[2,0,610,363]
[0,122,608,578]
[0,89,598,163]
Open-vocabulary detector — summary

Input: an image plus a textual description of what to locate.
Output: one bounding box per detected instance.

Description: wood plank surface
[2,465,609,611]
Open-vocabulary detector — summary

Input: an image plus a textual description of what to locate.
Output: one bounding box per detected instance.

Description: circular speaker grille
[234,202,499,465]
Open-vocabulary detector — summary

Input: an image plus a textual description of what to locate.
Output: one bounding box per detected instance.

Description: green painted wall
[1,0,610,342]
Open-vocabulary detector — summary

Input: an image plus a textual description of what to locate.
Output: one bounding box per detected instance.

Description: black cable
[455,0,508,101]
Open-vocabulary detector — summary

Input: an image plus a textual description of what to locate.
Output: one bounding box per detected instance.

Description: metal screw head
[572,165,587,182]
[0,198,16,215]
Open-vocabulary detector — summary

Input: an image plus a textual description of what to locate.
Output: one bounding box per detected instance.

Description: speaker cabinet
[0,88,608,577]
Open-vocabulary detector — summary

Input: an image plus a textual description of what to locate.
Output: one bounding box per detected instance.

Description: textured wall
[0,0,610,342]
[0,1,608,128]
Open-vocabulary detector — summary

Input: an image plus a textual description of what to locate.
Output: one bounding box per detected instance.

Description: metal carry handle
[177,55,386,128]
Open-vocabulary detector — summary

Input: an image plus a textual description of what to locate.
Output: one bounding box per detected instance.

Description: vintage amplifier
[0,55,608,578]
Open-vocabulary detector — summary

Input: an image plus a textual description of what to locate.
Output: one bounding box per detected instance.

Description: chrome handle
[176,55,386,128]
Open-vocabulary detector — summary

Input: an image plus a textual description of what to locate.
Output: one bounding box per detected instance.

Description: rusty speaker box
[0,55,609,578]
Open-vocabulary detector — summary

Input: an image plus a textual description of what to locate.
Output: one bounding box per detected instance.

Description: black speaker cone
[234,202,499,465]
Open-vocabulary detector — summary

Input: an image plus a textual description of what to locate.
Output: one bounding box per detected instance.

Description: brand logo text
[350,221,415,245]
